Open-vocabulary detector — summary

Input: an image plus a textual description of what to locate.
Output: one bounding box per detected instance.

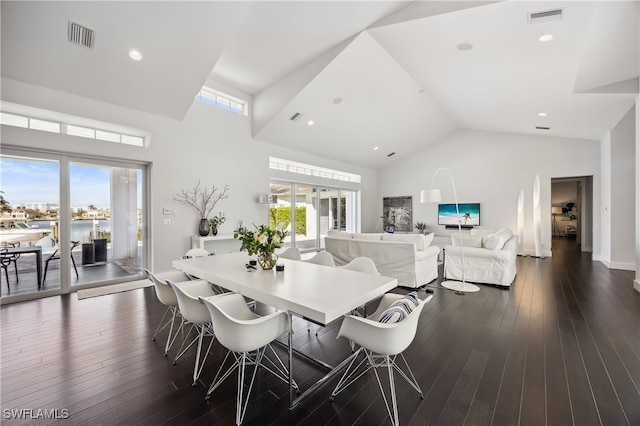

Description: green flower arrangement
[234,224,288,269]
[208,212,226,229]
[415,222,428,234]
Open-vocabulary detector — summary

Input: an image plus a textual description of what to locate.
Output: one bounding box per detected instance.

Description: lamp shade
[420,189,442,203]
[552,207,563,215]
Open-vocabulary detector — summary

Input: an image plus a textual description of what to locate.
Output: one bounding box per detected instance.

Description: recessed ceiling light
[373,147,379,151]
[128,49,142,61]
[538,112,548,117]
[333,97,343,105]
[538,34,554,42]
[456,43,473,51]
[307,120,314,126]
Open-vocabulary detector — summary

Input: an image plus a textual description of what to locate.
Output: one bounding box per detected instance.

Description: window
[269,181,359,253]
[195,87,248,116]
[0,105,148,147]
[269,157,361,183]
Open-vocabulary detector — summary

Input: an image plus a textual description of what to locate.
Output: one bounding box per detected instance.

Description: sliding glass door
[0,154,61,297]
[269,181,359,253]
[69,161,144,288]
[0,149,146,301]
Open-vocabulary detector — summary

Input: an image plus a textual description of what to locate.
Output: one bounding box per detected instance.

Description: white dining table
[172,251,398,409]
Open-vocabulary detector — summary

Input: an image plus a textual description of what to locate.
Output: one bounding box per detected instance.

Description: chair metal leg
[191,324,215,386]
[152,306,182,356]
[12,262,18,282]
[70,254,78,278]
[205,345,297,423]
[330,349,422,426]
[43,260,50,282]
[3,267,9,291]
[173,324,197,364]
[237,348,264,425]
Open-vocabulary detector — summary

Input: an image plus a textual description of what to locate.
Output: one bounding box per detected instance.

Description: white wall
[1,78,377,271]
[636,95,640,292]
[376,129,601,258]
[608,106,636,270]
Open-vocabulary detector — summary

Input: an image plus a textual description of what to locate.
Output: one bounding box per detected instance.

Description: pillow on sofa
[381,233,425,250]
[470,228,496,237]
[482,232,501,250]
[493,228,513,250]
[378,292,420,323]
[422,232,434,247]
[451,233,483,248]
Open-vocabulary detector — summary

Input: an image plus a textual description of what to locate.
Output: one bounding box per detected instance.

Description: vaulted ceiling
[2,1,638,169]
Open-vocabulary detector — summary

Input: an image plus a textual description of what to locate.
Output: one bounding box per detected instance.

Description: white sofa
[324,231,440,288]
[443,228,518,287]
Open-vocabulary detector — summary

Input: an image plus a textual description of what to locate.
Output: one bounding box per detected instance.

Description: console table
[190,234,236,250]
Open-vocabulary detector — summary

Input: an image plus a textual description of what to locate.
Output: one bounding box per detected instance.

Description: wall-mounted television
[438,203,480,227]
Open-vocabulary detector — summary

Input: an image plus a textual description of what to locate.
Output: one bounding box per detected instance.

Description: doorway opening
[551,176,593,254]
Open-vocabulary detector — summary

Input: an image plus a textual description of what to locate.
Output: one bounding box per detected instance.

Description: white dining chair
[340,256,381,320]
[144,268,192,356]
[183,248,214,258]
[341,256,379,275]
[278,247,301,260]
[167,279,218,386]
[330,293,432,426]
[302,250,336,335]
[303,251,335,266]
[200,293,297,425]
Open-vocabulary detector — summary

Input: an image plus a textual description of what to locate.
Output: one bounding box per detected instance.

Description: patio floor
[1,247,143,298]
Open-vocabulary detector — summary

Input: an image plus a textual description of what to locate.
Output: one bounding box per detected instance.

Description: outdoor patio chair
[42,240,80,282]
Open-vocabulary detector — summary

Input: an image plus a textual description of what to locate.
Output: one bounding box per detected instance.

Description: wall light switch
[163,208,171,215]
[164,219,171,226]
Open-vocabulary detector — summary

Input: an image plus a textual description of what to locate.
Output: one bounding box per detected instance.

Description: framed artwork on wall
[383,196,412,233]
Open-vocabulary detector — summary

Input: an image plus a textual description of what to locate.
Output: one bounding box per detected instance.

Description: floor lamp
[421,167,480,294]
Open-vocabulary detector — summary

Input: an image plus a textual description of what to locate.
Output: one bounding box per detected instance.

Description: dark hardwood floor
[1,238,638,425]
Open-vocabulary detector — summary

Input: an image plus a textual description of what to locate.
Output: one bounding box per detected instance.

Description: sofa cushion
[378,292,419,323]
[352,233,383,241]
[327,230,353,239]
[451,233,483,248]
[381,233,424,250]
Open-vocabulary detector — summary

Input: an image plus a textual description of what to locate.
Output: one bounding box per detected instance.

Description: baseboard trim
[606,261,636,271]
[634,279,640,293]
[522,249,552,258]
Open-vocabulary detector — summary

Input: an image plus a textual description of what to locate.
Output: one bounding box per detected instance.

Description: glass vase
[198,218,210,237]
[258,251,278,270]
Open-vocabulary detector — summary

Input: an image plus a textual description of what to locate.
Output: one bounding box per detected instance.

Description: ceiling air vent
[387,152,396,157]
[536,126,551,130]
[528,8,563,24]
[68,20,95,49]
[289,112,303,122]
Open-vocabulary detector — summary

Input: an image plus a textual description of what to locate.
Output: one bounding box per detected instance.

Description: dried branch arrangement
[174,181,230,218]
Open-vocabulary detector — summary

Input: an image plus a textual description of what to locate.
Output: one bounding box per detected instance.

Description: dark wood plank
[1,238,638,426]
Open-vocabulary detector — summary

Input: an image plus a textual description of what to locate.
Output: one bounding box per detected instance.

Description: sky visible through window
[1,158,140,209]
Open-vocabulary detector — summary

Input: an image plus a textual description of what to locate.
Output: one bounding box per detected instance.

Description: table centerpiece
[234,224,288,270]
